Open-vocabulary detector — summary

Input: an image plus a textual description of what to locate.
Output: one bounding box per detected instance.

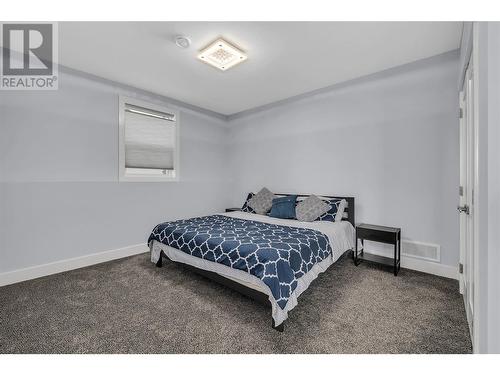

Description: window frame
[118,95,180,182]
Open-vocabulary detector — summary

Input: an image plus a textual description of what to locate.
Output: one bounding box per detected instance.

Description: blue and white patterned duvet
[148,215,332,310]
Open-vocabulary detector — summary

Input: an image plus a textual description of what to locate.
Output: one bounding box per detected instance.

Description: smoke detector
[197,38,247,71]
[175,36,191,49]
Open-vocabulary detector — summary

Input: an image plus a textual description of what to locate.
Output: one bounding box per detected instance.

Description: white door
[459,60,474,337]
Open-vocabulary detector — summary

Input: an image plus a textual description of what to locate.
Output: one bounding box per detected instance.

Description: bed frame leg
[156,256,163,268]
[272,319,285,333]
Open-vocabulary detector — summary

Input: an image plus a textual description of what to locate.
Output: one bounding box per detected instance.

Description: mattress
[150,211,355,325]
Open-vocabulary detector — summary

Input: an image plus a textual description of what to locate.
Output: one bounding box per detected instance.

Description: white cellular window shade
[125,104,175,170]
[119,97,179,181]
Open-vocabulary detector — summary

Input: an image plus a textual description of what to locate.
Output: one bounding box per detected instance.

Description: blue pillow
[269,195,297,219]
[316,198,343,222]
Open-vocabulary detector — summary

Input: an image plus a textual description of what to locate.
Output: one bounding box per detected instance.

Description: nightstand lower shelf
[354,252,398,267]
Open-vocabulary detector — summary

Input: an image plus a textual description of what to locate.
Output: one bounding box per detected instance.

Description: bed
[148,194,355,332]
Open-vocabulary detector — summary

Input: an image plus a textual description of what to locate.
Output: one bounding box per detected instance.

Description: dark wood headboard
[276,193,355,227]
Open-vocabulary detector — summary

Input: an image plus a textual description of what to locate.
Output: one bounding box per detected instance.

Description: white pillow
[335,199,348,222]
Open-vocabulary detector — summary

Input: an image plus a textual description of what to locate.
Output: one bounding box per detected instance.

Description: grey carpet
[0,253,472,354]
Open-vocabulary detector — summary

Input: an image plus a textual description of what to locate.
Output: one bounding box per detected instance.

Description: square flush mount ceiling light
[197,38,247,71]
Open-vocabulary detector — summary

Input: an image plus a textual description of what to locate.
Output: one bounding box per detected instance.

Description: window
[119,96,179,182]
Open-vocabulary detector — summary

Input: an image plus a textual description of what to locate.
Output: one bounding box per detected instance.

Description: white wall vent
[402,240,440,263]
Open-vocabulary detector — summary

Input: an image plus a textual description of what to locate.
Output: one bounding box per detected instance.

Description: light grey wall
[0,68,231,273]
[228,51,460,267]
[474,21,500,354]
[0,49,461,275]
[474,21,489,355]
[486,21,500,354]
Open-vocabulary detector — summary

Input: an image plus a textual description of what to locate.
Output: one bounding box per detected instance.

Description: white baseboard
[401,256,458,280]
[0,243,149,287]
[0,243,458,287]
[364,249,458,280]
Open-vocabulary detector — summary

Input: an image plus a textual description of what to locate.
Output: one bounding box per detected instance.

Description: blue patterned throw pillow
[269,195,297,219]
[241,193,256,213]
[316,198,346,222]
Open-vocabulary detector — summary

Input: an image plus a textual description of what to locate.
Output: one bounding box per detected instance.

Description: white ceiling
[59,22,462,116]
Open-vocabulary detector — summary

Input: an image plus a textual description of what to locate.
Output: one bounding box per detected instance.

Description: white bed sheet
[150,212,355,325]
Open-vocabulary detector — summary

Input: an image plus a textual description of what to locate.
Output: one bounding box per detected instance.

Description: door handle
[457,205,470,214]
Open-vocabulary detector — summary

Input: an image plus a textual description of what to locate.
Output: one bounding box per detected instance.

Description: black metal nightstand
[225,208,241,212]
[354,223,401,276]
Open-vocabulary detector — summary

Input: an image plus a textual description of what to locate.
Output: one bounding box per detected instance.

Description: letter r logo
[2,24,53,76]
